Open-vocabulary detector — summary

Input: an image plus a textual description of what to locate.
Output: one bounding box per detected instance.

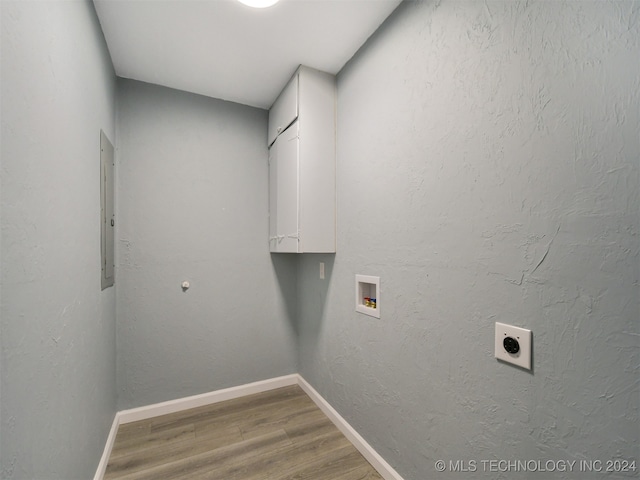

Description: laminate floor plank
[149,386,305,433]
[109,423,196,460]
[114,430,293,480]
[333,465,386,480]
[194,395,319,440]
[112,421,151,443]
[194,417,344,480]
[237,403,327,440]
[104,385,383,480]
[202,429,349,480]
[241,437,355,480]
[105,424,244,478]
[278,448,378,480]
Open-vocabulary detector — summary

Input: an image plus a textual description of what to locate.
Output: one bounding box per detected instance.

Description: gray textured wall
[0,1,117,478]
[298,1,639,479]
[115,79,298,409]
[2,1,638,479]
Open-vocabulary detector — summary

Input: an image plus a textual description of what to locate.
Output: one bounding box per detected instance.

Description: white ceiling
[93,0,402,109]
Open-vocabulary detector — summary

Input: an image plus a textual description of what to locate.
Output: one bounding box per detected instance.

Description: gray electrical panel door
[101,130,114,290]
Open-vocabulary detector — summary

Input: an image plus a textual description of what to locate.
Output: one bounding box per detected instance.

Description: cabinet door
[269,122,299,253]
[276,122,300,252]
[268,73,298,147]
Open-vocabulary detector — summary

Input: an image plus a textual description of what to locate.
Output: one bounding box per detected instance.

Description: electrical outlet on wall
[495,322,532,370]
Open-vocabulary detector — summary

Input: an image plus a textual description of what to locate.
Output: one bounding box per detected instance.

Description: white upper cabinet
[268,66,336,253]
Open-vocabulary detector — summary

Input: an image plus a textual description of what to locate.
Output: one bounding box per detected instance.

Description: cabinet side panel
[298,68,337,253]
[268,141,278,252]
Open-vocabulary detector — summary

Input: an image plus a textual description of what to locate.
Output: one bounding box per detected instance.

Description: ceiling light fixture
[237,0,280,8]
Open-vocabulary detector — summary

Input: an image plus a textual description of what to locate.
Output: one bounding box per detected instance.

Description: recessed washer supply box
[356,275,380,318]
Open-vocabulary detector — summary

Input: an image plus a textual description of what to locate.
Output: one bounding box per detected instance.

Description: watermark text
[434,459,637,473]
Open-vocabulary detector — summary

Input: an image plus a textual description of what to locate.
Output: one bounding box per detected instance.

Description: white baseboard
[94,373,403,480]
[93,412,120,480]
[118,374,299,424]
[296,375,404,480]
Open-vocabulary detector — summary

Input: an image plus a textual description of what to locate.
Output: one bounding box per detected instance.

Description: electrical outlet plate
[495,322,532,370]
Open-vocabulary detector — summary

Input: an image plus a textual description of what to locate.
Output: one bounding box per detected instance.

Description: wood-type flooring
[104,385,384,480]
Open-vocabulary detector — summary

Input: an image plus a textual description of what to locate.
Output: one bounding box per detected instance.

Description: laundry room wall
[297,1,639,478]
[1,1,117,478]
[115,79,298,409]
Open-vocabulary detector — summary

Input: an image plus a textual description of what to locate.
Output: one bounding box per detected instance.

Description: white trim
[94,374,403,480]
[118,374,299,424]
[93,412,120,480]
[296,375,404,480]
